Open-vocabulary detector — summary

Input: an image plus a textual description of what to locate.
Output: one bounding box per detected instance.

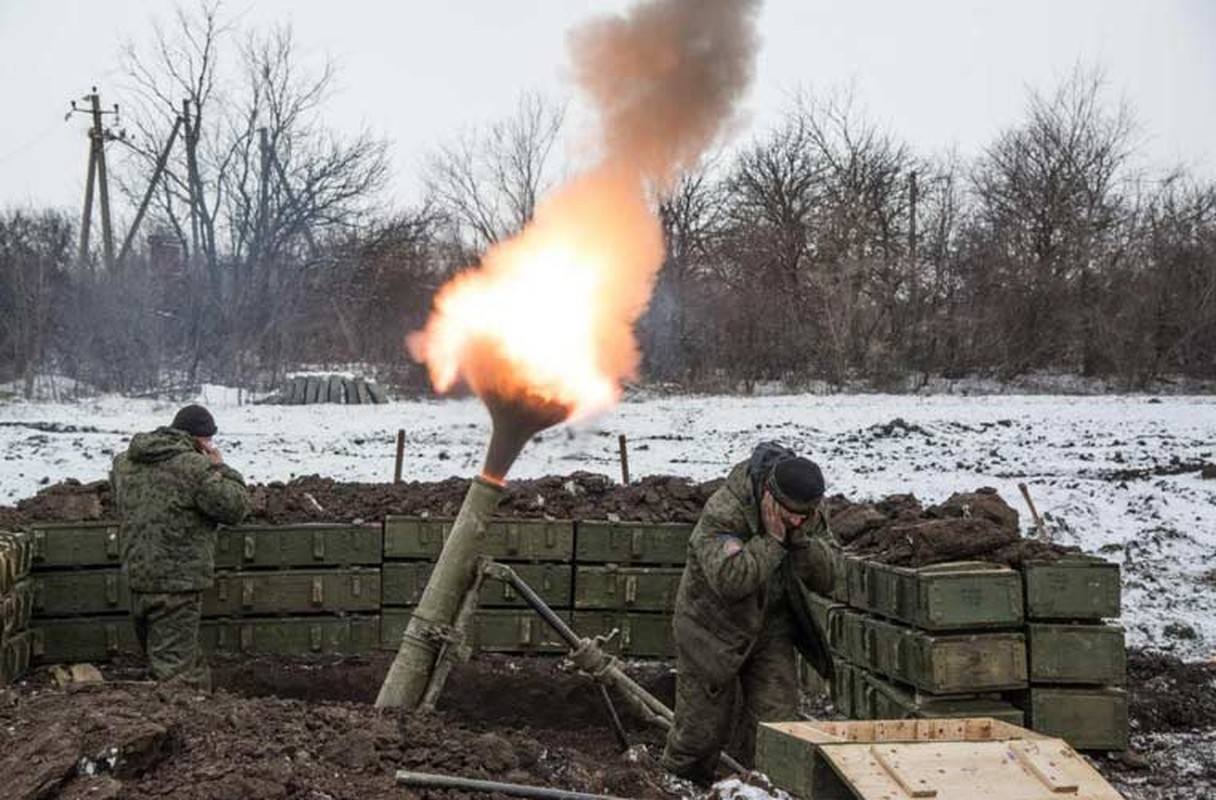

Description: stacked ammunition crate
[27,522,383,663]
[813,558,1030,727]
[571,521,690,659]
[1,531,35,685]
[1014,556,1127,751]
[381,516,575,654]
[809,552,1127,751]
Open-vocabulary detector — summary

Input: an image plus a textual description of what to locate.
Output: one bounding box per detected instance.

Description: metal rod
[395,770,630,800]
[393,429,405,483]
[618,434,630,484]
[598,684,630,752]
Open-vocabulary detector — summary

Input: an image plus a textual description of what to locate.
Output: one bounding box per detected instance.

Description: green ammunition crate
[215,523,382,569]
[201,615,380,655]
[574,566,682,611]
[804,590,845,647]
[797,653,832,696]
[28,522,122,569]
[384,517,574,562]
[836,609,869,664]
[1,531,34,591]
[1018,686,1128,751]
[865,615,1027,693]
[1027,623,1126,685]
[381,562,571,609]
[3,579,35,636]
[862,669,1025,725]
[570,611,673,658]
[831,659,856,717]
[1,631,31,684]
[1023,557,1121,620]
[33,569,129,617]
[575,521,691,565]
[849,559,1024,631]
[32,615,138,663]
[204,568,380,616]
[380,608,570,654]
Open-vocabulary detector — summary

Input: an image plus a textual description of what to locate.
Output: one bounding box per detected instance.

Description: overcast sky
[1,0,1213,214]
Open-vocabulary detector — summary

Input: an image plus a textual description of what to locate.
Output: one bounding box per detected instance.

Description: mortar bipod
[478,558,746,776]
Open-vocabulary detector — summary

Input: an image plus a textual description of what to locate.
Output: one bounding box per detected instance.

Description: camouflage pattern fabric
[661,444,837,783]
[130,590,209,687]
[111,427,251,592]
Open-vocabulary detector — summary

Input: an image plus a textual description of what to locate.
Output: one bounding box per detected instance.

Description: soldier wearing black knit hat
[662,442,838,786]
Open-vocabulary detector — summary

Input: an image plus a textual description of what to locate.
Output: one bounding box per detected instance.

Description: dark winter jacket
[111,427,251,592]
[671,443,838,690]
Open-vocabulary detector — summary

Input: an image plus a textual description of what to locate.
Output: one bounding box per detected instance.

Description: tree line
[2,5,1213,398]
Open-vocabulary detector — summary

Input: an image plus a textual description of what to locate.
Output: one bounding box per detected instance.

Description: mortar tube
[375,476,504,709]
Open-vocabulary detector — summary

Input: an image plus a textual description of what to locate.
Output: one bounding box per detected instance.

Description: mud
[2,655,679,800]
[828,487,1079,567]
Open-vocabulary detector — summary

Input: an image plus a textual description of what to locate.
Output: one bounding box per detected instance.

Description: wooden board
[756,719,1125,800]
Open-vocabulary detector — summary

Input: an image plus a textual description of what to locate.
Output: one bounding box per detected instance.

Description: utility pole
[69,88,123,270]
[118,112,184,265]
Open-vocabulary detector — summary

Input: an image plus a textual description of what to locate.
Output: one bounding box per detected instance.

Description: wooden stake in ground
[393,429,405,484]
[1017,482,1049,541]
[617,434,630,485]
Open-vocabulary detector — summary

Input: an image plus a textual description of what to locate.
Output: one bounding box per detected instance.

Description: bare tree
[426,92,565,251]
[0,210,73,396]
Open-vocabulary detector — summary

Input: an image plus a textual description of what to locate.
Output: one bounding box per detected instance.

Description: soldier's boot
[660,671,735,786]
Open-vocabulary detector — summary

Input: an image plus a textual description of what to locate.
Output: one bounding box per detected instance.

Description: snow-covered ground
[2,390,1214,659]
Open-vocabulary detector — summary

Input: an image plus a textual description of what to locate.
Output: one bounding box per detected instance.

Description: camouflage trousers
[129,591,210,689]
[660,627,798,785]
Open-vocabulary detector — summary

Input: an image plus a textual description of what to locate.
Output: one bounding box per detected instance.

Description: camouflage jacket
[111,427,251,592]
[672,444,838,690]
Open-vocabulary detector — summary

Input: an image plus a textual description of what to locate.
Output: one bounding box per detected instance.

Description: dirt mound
[2,656,678,800]
[829,487,1079,567]
[1126,650,1216,732]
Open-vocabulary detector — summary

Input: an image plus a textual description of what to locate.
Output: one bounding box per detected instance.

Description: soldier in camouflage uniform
[111,405,250,687]
[661,442,838,785]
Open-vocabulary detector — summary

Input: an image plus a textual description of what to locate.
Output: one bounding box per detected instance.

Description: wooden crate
[384,517,573,562]
[201,615,380,655]
[1017,686,1129,751]
[573,566,681,612]
[380,608,569,654]
[381,561,570,609]
[1027,623,1126,685]
[27,522,122,569]
[864,614,1026,693]
[215,523,382,569]
[570,611,673,658]
[756,718,1124,800]
[574,521,691,565]
[1023,557,1121,620]
[847,559,1024,631]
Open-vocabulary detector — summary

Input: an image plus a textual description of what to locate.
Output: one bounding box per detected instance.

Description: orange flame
[408,167,664,421]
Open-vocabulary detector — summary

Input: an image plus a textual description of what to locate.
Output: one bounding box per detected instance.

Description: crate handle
[545,526,556,548]
[105,529,120,559]
[105,624,119,654]
[312,530,325,560]
[311,577,324,605]
[31,529,46,561]
[625,576,638,605]
[620,619,632,651]
[630,529,644,558]
[507,525,520,555]
[351,573,363,598]
[243,534,256,560]
[240,625,253,652]
[105,574,118,606]
[310,625,322,652]
[242,579,255,608]
[519,616,533,645]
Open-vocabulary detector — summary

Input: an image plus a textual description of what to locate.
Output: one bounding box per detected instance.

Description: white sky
[1,0,1214,214]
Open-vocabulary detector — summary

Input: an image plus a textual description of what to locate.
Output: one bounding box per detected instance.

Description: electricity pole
[68,88,123,270]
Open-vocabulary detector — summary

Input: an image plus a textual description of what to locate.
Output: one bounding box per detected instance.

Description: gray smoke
[570,0,762,188]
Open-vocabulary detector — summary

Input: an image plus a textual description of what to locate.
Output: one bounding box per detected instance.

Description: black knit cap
[766,457,825,514]
[171,404,217,438]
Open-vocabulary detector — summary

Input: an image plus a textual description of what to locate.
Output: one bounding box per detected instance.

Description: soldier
[111,404,251,687]
[661,442,838,785]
